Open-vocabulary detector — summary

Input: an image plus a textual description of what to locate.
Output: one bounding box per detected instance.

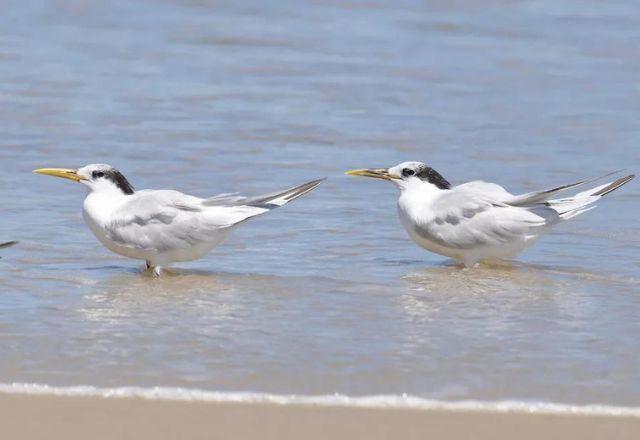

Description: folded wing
[417,192,547,250]
[429,171,635,250]
[104,179,325,252]
[106,190,267,252]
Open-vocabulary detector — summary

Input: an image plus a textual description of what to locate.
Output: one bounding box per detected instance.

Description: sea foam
[1,382,639,417]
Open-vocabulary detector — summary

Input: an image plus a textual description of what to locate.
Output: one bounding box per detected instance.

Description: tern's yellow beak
[345,168,399,181]
[33,168,85,182]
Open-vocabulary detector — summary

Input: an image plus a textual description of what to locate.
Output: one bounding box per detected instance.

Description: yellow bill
[33,168,85,182]
[345,168,399,180]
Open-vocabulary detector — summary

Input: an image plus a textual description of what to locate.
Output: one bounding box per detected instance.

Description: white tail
[546,174,635,219]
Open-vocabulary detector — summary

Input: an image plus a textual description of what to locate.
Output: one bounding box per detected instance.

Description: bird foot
[145,261,163,277]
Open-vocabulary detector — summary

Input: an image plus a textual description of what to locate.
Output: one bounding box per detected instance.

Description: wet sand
[3,394,639,440]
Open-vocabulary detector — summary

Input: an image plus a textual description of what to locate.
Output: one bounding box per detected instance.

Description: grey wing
[106,191,261,251]
[418,192,548,249]
[204,179,325,208]
[455,181,514,201]
[504,170,624,206]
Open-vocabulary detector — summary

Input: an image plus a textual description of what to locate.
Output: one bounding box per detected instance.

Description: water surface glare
[1,0,639,406]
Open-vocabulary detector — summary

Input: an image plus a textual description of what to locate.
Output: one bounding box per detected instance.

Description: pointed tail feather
[592,174,635,197]
[204,179,325,209]
[0,241,18,249]
[507,170,626,206]
[548,174,634,218]
[244,178,326,208]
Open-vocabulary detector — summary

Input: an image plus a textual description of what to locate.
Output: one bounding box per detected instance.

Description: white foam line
[1,383,639,417]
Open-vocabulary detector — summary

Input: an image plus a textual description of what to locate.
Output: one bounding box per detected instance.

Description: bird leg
[145,261,163,277]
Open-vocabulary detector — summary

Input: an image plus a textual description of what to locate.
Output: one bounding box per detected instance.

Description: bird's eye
[403,168,415,177]
[92,171,105,179]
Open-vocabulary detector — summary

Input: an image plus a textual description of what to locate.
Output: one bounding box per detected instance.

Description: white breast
[397,185,461,258]
[397,201,463,260]
[82,191,151,260]
[82,190,236,266]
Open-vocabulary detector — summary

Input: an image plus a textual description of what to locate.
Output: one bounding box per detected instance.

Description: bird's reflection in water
[398,261,585,325]
[89,267,244,295]
[77,269,256,327]
[76,267,318,331]
[402,259,601,296]
[394,262,584,357]
[397,259,640,330]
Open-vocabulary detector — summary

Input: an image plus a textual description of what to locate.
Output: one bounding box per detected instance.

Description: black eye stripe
[402,168,415,176]
[92,171,105,178]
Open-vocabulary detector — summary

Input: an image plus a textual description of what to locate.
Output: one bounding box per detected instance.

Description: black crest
[93,169,135,195]
[110,170,135,195]
[416,166,451,190]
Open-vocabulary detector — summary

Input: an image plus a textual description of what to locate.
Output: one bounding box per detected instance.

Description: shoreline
[3,389,640,440]
[3,382,640,416]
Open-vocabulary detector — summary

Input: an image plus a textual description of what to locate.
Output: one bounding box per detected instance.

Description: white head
[346,161,451,191]
[33,163,135,195]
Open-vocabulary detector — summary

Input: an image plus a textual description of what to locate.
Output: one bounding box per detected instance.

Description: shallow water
[1,0,639,406]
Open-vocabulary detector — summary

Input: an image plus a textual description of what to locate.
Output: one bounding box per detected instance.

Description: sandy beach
[2,393,639,440]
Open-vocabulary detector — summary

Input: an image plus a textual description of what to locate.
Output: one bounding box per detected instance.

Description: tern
[347,162,634,266]
[0,241,17,259]
[34,164,324,276]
